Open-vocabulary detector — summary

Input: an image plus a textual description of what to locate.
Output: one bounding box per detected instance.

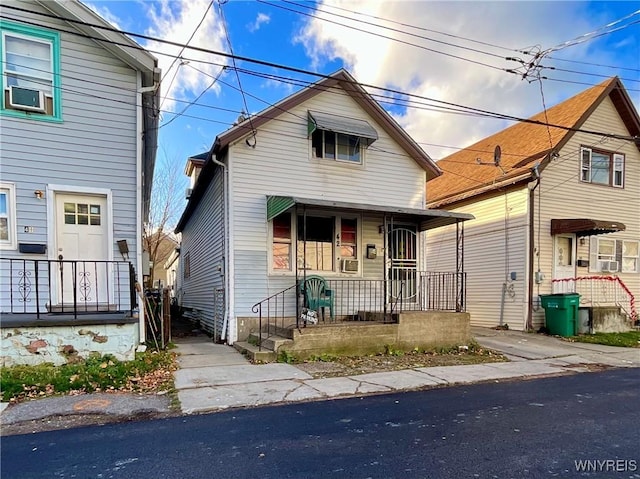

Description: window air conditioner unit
[341,259,359,273]
[601,260,619,273]
[185,188,193,199]
[8,86,46,113]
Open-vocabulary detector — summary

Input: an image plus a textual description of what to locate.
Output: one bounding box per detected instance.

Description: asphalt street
[2,368,638,479]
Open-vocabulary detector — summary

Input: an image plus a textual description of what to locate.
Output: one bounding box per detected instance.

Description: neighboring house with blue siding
[175,69,472,356]
[0,0,160,365]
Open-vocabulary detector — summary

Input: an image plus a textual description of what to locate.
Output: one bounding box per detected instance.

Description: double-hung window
[589,237,640,273]
[580,147,624,187]
[1,21,61,120]
[0,183,17,250]
[308,110,378,165]
[312,130,362,163]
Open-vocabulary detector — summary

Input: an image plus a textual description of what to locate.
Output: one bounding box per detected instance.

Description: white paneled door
[55,193,109,306]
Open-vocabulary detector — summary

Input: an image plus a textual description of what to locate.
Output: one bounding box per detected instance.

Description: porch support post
[383,214,388,321]
[456,219,464,312]
[295,204,300,329]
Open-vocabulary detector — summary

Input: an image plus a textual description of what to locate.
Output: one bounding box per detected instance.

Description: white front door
[553,234,576,292]
[55,193,109,306]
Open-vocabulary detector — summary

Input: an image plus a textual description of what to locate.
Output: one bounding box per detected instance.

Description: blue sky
[84,0,639,212]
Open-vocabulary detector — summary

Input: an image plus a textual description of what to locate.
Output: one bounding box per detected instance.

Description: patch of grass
[277,350,296,364]
[0,350,177,403]
[568,331,640,348]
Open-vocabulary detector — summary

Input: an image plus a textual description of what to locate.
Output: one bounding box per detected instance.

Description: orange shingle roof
[427,77,626,206]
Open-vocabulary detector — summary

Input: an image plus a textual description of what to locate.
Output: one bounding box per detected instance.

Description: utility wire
[300,0,516,53]
[1,6,637,141]
[260,0,508,60]
[216,0,257,146]
[158,0,215,111]
[256,0,509,71]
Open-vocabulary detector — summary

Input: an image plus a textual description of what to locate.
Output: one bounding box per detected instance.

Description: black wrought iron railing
[0,259,136,319]
[251,283,298,351]
[250,271,466,349]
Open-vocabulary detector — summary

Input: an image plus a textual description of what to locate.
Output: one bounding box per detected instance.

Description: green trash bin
[539,293,580,337]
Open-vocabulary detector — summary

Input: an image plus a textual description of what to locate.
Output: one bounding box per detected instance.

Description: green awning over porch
[266,195,474,230]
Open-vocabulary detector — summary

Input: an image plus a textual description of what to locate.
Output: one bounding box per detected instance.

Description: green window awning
[308,110,378,146]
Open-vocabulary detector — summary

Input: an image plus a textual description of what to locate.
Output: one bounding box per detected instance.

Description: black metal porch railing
[251,283,298,351]
[0,258,136,319]
[250,271,466,350]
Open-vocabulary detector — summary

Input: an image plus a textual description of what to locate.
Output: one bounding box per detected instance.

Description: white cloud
[83,2,124,30]
[143,0,229,113]
[296,1,638,159]
[247,13,271,33]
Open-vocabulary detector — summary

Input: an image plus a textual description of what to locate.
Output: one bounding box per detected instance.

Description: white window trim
[589,237,639,274]
[2,30,54,85]
[580,147,625,188]
[621,240,639,273]
[311,130,364,165]
[0,182,17,250]
[268,212,362,276]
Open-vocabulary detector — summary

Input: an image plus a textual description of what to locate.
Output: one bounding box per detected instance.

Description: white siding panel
[230,88,429,318]
[532,96,640,328]
[0,2,142,310]
[181,167,225,336]
[427,188,530,330]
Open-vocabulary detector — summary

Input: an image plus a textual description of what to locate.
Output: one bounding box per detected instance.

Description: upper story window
[308,110,378,165]
[1,21,61,121]
[580,147,624,188]
[0,183,17,250]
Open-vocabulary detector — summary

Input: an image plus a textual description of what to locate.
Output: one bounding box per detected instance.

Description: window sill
[1,109,63,123]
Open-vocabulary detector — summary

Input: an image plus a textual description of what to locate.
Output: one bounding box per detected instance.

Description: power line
[260,0,508,60]
[547,55,640,73]
[1,6,637,141]
[256,0,510,72]
[302,0,516,53]
[158,0,216,111]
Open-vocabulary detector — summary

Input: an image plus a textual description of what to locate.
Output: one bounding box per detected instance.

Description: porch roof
[551,218,626,237]
[266,196,474,231]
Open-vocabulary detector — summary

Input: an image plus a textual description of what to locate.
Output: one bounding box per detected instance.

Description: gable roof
[427,77,640,208]
[213,69,440,178]
[38,0,158,86]
[176,69,441,233]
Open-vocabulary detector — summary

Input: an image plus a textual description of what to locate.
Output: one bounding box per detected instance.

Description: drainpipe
[527,169,541,330]
[211,156,229,342]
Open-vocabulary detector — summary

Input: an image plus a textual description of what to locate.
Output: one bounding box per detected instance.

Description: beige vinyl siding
[426,188,530,330]
[532,95,640,327]
[0,1,138,265]
[229,88,427,326]
[180,167,225,335]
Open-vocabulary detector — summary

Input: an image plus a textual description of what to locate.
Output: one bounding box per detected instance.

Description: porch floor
[0,312,136,328]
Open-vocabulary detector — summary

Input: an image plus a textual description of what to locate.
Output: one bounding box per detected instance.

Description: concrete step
[233,341,277,363]
[248,332,293,351]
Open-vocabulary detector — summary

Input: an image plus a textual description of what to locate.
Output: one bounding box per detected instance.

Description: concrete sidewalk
[174,328,640,414]
[2,328,638,426]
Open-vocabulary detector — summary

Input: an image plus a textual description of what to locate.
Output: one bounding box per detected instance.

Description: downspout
[527,170,541,330]
[135,72,145,344]
[211,156,229,342]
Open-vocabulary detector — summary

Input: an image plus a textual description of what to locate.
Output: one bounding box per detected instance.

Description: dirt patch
[294,347,508,379]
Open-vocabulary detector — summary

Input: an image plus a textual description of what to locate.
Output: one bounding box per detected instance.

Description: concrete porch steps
[234,333,293,362]
[233,341,277,362]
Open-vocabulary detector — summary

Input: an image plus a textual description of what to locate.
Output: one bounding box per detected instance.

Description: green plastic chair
[300,275,334,322]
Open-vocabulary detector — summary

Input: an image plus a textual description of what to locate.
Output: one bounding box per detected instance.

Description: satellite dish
[494,145,502,167]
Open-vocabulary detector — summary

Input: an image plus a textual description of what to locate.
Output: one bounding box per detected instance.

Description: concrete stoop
[234,333,293,362]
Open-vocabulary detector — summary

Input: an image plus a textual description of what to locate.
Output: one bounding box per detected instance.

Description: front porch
[0,258,138,366]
